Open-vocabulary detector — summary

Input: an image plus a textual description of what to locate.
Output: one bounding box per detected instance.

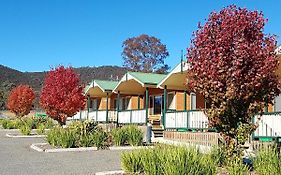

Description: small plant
[227,159,250,175]
[36,123,45,135]
[111,127,127,146]
[92,128,108,149]
[253,147,281,175]
[121,145,217,175]
[121,150,144,174]
[210,145,226,166]
[1,119,9,129]
[46,121,108,149]
[126,125,143,146]
[20,124,32,135]
[111,125,143,146]
[59,128,76,148]
[47,127,61,146]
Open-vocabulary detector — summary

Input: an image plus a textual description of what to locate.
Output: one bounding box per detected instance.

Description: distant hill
[0,65,127,92]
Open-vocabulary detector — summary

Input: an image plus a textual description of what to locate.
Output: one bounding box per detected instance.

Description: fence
[253,112,281,138]
[163,131,220,147]
[88,110,117,122]
[118,109,146,124]
[165,110,208,129]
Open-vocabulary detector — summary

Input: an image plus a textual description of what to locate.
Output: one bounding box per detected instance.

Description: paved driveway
[0,130,124,175]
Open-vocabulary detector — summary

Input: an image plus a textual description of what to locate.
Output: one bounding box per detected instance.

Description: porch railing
[71,110,88,120]
[118,109,146,124]
[253,112,281,138]
[88,110,117,122]
[165,110,208,130]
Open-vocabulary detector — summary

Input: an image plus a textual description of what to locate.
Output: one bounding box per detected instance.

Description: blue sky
[0,0,280,72]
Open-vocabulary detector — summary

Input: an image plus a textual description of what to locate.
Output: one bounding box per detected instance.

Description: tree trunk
[58,114,67,126]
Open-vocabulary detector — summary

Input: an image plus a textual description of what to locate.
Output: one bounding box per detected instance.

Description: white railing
[165,111,187,128]
[254,113,281,137]
[165,110,208,129]
[118,109,146,124]
[89,110,117,122]
[188,111,208,129]
[71,110,88,120]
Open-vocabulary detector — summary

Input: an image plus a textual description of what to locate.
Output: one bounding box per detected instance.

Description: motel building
[72,59,281,143]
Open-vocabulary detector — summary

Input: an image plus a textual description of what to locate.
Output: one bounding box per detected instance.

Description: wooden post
[138,95,140,110]
[87,95,90,120]
[163,85,167,129]
[145,87,149,125]
[184,90,187,111]
[117,91,120,125]
[106,93,109,123]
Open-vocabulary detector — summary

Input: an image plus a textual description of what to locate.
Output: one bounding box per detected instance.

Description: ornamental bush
[111,125,143,146]
[121,145,217,175]
[46,121,108,149]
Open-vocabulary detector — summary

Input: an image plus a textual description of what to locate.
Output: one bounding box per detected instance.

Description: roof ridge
[127,71,167,75]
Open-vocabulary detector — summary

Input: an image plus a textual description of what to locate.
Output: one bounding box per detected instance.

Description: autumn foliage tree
[187,5,280,158]
[7,85,35,118]
[122,34,170,73]
[40,66,85,125]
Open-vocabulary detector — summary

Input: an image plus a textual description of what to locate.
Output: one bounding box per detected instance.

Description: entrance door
[154,95,162,115]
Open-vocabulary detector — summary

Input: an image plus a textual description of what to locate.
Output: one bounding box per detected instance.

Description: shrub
[126,125,143,146]
[121,150,144,173]
[36,123,45,135]
[111,127,127,146]
[227,159,250,175]
[79,133,95,147]
[111,125,143,146]
[92,128,108,149]
[58,128,76,148]
[253,147,281,175]
[46,121,108,149]
[121,145,217,175]
[46,127,61,146]
[210,146,226,166]
[1,119,9,129]
[20,124,32,135]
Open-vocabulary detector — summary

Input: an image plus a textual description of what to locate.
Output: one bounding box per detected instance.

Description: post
[138,95,140,110]
[145,87,149,125]
[106,93,109,123]
[87,95,90,120]
[117,91,120,125]
[163,85,167,129]
[184,90,187,111]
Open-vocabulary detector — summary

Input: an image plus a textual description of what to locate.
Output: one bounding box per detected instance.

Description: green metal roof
[94,80,118,91]
[128,72,167,85]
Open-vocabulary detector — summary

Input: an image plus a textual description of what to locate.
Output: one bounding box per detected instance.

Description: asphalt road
[0,130,124,175]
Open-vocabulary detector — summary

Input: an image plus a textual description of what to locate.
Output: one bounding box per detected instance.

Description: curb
[6,133,46,138]
[45,147,98,153]
[30,143,154,153]
[0,129,50,132]
[95,170,125,175]
[109,146,154,150]
[30,143,98,153]
[30,143,47,152]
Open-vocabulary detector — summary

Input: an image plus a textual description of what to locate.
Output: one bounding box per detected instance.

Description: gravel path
[0,130,124,175]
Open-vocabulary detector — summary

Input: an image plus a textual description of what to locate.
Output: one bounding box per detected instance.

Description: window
[190,93,196,110]
[167,92,175,109]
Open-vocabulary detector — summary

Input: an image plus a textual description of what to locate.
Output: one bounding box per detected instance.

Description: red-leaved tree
[40,66,85,125]
[7,85,35,118]
[187,5,280,158]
